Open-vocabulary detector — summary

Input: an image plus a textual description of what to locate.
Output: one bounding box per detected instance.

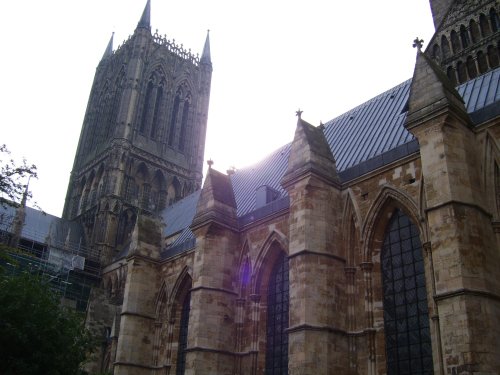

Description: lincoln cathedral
[1,0,500,374]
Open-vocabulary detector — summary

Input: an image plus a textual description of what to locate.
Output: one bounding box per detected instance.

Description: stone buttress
[406,50,500,373]
[281,115,348,374]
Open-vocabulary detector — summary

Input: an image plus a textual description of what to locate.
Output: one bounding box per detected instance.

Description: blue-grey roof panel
[160,190,201,237]
[230,144,290,217]
[323,79,414,172]
[230,67,500,218]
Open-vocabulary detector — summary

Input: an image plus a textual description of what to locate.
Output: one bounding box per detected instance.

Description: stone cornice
[288,249,346,264]
[434,288,500,303]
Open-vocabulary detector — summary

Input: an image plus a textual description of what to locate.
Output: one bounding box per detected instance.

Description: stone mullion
[345,266,357,374]
[249,294,261,375]
[234,297,246,374]
[152,321,162,367]
[360,261,376,375]
[162,317,175,375]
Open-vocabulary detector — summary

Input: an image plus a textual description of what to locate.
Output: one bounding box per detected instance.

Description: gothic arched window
[176,291,191,375]
[381,209,433,375]
[150,85,164,139]
[178,96,190,152]
[168,93,181,146]
[477,51,488,74]
[480,13,491,37]
[441,35,451,59]
[265,253,289,375]
[469,19,480,43]
[460,25,470,49]
[490,8,500,32]
[450,30,461,53]
[487,45,499,68]
[446,66,457,86]
[140,81,154,134]
[432,44,440,60]
[466,56,478,79]
[457,61,467,83]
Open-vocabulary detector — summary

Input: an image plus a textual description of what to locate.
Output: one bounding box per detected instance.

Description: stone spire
[200,30,211,65]
[101,32,114,60]
[137,0,151,30]
[405,49,469,130]
[281,112,339,188]
[191,166,237,230]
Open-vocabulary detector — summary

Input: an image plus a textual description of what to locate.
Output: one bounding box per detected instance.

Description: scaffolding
[0,212,101,312]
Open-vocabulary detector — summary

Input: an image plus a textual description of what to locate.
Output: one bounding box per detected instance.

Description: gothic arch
[252,230,288,295]
[169,266,193,311]
[138,65,168,139]
[152,280,170,368]
[168,266,193,375]
[167,177,182,205]
[237,240,252,297]
[361,185,424,261]
[341,189,363,265]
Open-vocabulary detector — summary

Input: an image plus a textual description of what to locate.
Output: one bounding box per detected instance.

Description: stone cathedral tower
[62,0,212,264]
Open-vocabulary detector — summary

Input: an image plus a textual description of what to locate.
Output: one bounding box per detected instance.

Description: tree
[0,144,38,209]
[0,272,95,375]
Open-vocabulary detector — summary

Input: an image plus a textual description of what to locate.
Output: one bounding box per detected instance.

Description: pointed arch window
[381,209,433,375]
[487,45,499,69]
[457,61,467,83]
[150,85,164,139]
[469,20,480,43]
[477,51,488,74]
[446,66,457,86]
[466,56,478,79]
[265,253,289,375]
[168,93,181,146]
[139,72,166,139]
[490,8,499,33]
[460,25,470,49]
[176,291,191,375]
[178,96,190,152]
[441,35,451,59]
[140,81,154,134]
[480,13,491,37]
[450,30,461,53]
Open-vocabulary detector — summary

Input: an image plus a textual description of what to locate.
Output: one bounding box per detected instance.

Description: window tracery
[265,253,289,375]
[381,209,433,374]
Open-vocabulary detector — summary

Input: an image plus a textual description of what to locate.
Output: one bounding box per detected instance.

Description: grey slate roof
[0,205,87,254]
[231,67,500,217]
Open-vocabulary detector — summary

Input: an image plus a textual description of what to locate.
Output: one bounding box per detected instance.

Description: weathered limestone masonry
[406,51,500,373]
[187,168,240,374]
[281,117,347,374]
[114,216,162,375]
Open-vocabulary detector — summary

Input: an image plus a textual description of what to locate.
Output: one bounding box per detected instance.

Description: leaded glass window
[381,209,433,375]
[265,254,289,375]
[176,292,190,375]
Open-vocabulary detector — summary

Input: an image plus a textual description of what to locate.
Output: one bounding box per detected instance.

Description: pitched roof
[231,67,500,217]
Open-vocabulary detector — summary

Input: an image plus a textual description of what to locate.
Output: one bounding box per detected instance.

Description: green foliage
[0,144,38,209]
[0,272,96,375]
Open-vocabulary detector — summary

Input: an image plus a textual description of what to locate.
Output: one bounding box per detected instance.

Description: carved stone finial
[413,37,424,50]
[207,159,214,169]
[295,109,303,118]
[319,121,325,130]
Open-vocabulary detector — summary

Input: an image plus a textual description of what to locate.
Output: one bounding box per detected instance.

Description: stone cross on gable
[295,109,303,119]
[413,37,424,50]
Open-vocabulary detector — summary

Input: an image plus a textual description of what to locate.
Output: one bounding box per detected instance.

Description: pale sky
[0,0,435,217]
